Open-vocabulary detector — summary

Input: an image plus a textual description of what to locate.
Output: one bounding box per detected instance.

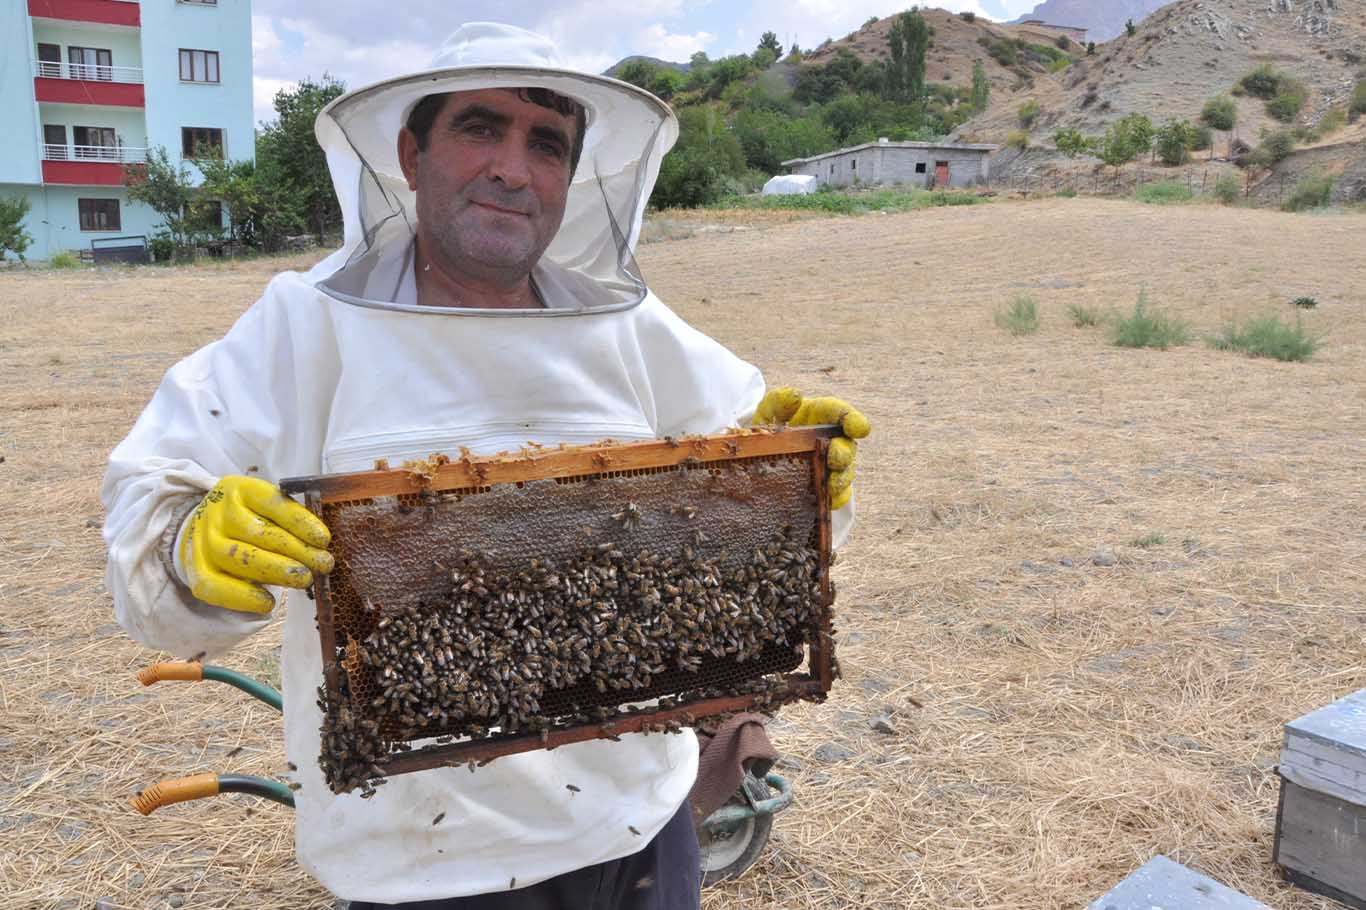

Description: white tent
[762,174,818,196]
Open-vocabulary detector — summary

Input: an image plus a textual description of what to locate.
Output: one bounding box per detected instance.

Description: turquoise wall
[0,2,41,185]
[141,0,255,172]
[4,184,163,260]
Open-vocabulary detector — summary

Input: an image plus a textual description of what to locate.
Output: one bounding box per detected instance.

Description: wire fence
[985,168,1366,205]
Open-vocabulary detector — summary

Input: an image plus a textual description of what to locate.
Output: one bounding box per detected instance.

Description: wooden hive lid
[1280,687,1366,806]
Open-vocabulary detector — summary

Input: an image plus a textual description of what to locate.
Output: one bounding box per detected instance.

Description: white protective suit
[102,23,852,903]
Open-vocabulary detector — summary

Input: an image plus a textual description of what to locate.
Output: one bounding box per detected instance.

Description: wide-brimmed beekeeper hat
[311,22,679,313]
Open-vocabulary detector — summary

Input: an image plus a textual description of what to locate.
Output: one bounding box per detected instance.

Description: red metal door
[935,161,950,187]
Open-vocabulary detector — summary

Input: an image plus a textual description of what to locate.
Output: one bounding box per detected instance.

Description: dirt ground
[1,197,1363,909]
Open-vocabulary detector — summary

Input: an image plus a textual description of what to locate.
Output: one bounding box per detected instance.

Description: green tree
[1053,127,1093,158]
[0,195,33,262]
[1086,41,1096,56]
[1125,18,1136,37]
[196,156,263,245]
[970,59,990,113]
[650,105,746,208]
[1018,99,1040,128]
[887,8,931,105]
[757,31,782,59]
[733,108,834,172]
[1097,115,1153,170]
[256,74,346,240]
[123,146,195,249]
[1155,119,1198,165]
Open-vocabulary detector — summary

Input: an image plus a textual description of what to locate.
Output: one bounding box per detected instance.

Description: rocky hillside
[960,0,1366,149]
[1011,0,1176,42]
[802,8,1076,103]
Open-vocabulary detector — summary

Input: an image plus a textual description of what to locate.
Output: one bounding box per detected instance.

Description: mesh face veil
[308,23,679,315]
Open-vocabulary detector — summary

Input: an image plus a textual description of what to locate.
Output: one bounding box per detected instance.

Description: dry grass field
[2,197,1363,910]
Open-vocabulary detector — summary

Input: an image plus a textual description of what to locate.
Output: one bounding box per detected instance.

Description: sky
[250,0,1044,126]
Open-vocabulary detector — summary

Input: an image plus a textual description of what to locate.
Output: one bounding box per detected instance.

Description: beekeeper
[102,21,869,909]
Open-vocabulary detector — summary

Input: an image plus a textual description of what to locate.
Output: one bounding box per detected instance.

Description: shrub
[1290,296,1317,309]
[0,194,33,262]
[1086,41,1096,56]
[1209,313,1319,362]
[1055,35,1072,50]
[1267,79,1308,122]
[1111,290,1190,349]
[1067,303,1103,327]
[49,250,80,269]
[1213,173,1242,204]
[1282,173,1333,212]
[1054,127,1092,158]
[1352,81,1366,121]
[1006,129,1030,150]
[1239,64,1284,99]
[1131,533,1165,548]
[1246,130,1295,168]
[148,231,176,263]
[959,10,976,22]
[995,294,1040,335]
[1155,119,1197,165]
[1135,181,1193,204]
[1018,100,1041,128]
[1201,96,1238,132]
[1055,187,1078,198]
[1125,19,1137,37]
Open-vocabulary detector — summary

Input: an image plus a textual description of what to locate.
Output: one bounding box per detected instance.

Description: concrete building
[783,139,996,191]
[1,0,254,260]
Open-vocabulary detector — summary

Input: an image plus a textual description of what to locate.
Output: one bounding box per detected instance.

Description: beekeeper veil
[310,22,678,314]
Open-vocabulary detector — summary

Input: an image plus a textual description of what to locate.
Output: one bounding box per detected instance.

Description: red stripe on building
[34,77,144,107]
[42,159,129,186]
[27,0,140,27]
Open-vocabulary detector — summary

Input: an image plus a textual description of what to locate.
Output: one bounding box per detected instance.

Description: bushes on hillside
[1018,100,1041,128]
[1200,96,1237,132]
[1267,79,1308,122]
[1007,130,1030,150]
[1238,64,1284,99]
[1243,129,1296,168]
[1282,173,1334,212]
[650,106,747,208]
[1350,81,1366,121]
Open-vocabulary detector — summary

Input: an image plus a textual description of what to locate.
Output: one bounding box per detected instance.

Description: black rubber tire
[698,773,774,887]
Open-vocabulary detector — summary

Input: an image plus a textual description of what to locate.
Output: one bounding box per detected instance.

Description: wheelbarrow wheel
[698,773,774,887]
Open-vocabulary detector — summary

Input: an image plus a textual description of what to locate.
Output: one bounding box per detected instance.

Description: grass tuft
[1110,290,1190,349]
[1209,313,1320,362]
[48,251,80,269]
[1066,303,1104,327]
[1135,181,1193,205]
[1131,533,1166,549]
[994,294,1040,336]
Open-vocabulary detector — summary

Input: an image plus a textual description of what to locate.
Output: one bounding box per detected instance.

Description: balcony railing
[42,143,147,164]
[34,59,143,84]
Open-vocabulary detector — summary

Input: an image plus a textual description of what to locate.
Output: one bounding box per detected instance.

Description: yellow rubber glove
[753,387,870,510]
[180,475,334,614]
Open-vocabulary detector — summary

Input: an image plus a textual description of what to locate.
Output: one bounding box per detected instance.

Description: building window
[43,124,68,159]
[74,126,119,159]
[37,43,61,78]
[182,127,225,158]
[851,159,857,170]
[78,198,121,232]
[69,46,113,81]
[915,162,927,174]
[830,164,835,176]
[179,49,220,83]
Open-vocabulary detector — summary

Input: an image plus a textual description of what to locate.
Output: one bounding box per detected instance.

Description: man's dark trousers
[348,801,701,910]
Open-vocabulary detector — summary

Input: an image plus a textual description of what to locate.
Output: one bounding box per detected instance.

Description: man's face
[398,88,578,284]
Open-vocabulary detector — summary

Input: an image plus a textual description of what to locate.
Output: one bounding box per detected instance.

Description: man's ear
[398,127,420,191]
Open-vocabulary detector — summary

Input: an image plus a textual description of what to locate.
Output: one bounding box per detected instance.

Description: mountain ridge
[1011,0,1177,42]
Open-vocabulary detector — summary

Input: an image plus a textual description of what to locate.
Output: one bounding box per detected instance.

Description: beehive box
[1274,687,1366,909]
[1087,855,1270,910]
[281,427,839,794]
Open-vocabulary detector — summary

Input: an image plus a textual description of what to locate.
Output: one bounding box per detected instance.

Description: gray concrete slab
[1087,855,1271,910]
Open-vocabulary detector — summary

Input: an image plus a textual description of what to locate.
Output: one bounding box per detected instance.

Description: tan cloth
[687,713,778,823]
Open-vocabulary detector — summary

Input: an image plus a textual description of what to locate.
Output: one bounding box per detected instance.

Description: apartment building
[0,0,253,260]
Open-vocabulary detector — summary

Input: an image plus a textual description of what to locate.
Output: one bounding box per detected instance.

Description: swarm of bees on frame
[316,524,823,795]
